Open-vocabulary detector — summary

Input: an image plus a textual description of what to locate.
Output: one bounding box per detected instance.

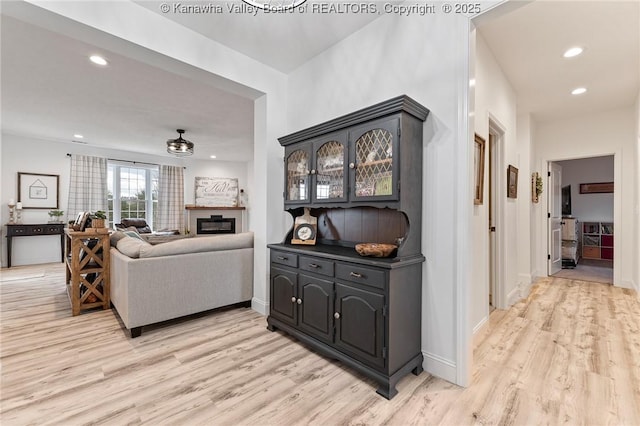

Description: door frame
[488,116,506,310]
[543,154,621,284]
[547,161,563,275]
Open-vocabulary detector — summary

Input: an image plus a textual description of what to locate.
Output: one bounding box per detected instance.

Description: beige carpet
[552,258,613,284]
[0,268,46,282]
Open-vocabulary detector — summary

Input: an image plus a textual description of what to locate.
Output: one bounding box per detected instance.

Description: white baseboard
[472,316,490,349]
[423,351,457,384]
[251,297,268,316]
[506,285,521,306]
[518,273,533,299]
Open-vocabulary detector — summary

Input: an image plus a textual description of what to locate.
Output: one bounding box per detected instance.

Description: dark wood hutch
[267,95,429,399]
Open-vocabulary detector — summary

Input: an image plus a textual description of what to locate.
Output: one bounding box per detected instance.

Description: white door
[548,162,563,275]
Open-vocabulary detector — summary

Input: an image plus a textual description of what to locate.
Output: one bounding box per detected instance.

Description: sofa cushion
[116,235,152,258]
[139,232,254,258]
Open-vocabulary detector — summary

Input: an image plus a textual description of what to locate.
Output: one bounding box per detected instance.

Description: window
[107,163,158,229]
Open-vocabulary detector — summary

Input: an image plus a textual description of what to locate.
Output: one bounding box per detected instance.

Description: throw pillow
[123,228,144,240]
[116,236,151,258]
[110,231,127,247]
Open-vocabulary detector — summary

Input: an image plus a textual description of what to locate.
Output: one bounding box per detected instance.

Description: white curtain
[157,165,185,232]
[67,155,108,220]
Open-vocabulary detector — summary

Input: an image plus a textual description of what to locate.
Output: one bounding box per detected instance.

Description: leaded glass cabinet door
[313,133,348,203]
[349,117,399,202]
[285,145,311,204]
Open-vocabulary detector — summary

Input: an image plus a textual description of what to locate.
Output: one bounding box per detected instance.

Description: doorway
[549,156,615,284]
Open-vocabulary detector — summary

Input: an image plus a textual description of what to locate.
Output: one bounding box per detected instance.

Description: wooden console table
[64,229,111,315]
[5,223,65,268]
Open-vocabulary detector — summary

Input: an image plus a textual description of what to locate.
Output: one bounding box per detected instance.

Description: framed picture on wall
[579,182,613,194]
[507,165,518,199]
[17,172,60,209]
[474,134,486,205]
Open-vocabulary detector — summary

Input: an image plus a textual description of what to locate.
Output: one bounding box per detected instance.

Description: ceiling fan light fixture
[167,129,194,156]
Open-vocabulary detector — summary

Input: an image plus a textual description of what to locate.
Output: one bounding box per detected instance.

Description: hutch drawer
[335,262,385,290]
[271,250,298,268]
[298,255,334,277]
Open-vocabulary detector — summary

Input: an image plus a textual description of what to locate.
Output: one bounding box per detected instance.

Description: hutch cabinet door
[270,267,298,326]
[312,132,348,203]
[284,144,311,205]
[298,274,334,343]
[348,116,400,202]
[334,283,385,369]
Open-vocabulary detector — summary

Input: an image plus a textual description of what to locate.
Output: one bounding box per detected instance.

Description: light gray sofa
[110,232,254,337]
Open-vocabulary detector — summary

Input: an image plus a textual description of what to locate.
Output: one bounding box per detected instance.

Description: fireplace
[197,215,236,235]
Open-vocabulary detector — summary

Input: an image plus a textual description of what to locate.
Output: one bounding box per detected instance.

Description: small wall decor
[531,172,543,203]
[474,134,486,205]
[507,165,518,199]
[195,177,239,207]
[579,182,613,194]
[18,172,59,209]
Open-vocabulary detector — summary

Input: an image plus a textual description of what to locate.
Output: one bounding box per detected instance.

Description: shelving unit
[64,229,111,315]
[582,221,613,260]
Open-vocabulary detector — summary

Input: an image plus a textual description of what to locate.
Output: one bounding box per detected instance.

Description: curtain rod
[66,153,186,169]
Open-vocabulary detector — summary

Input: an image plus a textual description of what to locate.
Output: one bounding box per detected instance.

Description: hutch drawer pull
[277,256,288,260]
[334,312,340,319]
[291,297,297,303]
[350,272,363,278]
[296,298,302,305]
[308,263,320,268]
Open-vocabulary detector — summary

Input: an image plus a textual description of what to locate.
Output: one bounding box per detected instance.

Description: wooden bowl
[355,243,397,258]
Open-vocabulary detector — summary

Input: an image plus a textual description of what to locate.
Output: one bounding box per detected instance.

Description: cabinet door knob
[349,162,356,169]
[334,312,340,319]
[297,298,302,305]
[310,169,316,175]
[350,272,363,278]
[291,297,297,303]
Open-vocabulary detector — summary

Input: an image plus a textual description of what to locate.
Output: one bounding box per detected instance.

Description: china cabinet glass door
[313,135,347,203]
[285,148,310,203]
[350,117,399,201]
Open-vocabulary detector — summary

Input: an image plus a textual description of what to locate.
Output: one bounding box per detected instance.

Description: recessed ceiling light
[571,87,587,95]
[563,47,583,58]
[89,55,108,66]
[74,134,84,139]
[210,155,217,159]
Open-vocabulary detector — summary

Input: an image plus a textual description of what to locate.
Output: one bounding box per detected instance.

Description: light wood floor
[1,264,639,425]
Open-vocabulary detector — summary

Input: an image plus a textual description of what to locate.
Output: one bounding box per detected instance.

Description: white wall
[635,91,640,294]
[534,106,637,289]
[472,33,523,335]
[0,132,249,266]
[288,11,473,384]
[557,156,614,222]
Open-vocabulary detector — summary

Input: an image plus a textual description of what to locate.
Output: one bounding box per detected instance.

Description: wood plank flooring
[1,265,639,425]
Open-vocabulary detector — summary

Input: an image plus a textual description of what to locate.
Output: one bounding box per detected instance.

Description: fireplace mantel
[185,205,245,210]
